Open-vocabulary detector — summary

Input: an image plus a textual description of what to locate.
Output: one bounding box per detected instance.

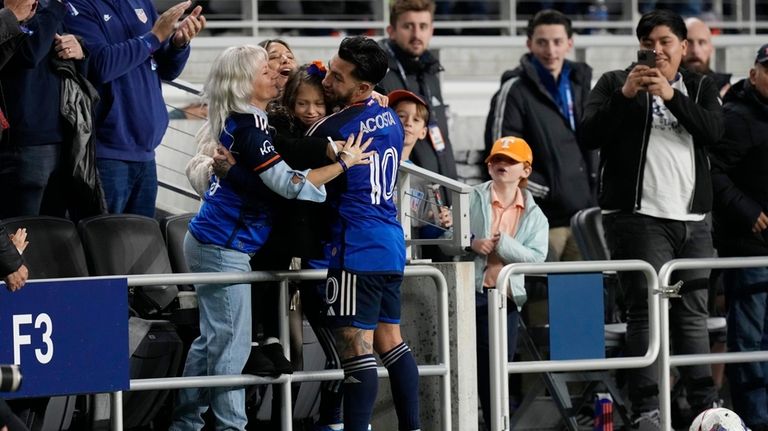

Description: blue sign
[548,273,605,360]
[0,277,129,398]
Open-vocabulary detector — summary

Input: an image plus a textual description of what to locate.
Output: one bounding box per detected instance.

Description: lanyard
[564,85,575,131]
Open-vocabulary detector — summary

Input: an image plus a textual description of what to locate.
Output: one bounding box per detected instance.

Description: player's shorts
[324,268,403,329]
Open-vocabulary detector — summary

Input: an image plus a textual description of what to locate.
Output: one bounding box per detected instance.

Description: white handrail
[109,265,451,431]
[488,260,660,431]
[657,256,768,431]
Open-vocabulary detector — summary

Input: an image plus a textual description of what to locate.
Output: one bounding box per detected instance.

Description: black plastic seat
[159,212,195,275]
[2,216,88,279]
[570,207,609,261]
[78,214,178,314]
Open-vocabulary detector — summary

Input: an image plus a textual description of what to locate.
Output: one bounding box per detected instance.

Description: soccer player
[306,36,421,431]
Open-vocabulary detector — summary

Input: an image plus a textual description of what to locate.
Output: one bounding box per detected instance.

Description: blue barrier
[0,277,129,398]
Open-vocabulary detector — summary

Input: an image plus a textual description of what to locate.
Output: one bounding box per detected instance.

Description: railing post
[111,391,123,431]
[488,287,506,431]
[278,279,293,431]
[658,292,672,430]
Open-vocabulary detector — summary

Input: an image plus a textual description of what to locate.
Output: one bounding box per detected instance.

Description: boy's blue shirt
[64,0,190,161]
[307,97,406,274]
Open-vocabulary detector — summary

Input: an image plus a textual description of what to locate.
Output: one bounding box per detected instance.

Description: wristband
[338,158,348,172]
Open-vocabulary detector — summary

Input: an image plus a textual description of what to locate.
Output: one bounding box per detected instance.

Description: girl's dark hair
[282,64,327,112]
[258,38,292,53]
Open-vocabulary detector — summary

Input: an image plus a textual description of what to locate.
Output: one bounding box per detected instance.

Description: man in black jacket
[710,44,768,431]
[378,0,456,182]
[484,9,598,261]
[0,0,30,295]
[581,9,723,429]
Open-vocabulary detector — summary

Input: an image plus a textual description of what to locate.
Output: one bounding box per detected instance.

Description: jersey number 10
[368,147,399,205]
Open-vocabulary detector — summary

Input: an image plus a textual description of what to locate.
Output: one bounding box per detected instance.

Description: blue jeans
[0,144,67,218]
[97,159,157,218]
[169,233,252,431]
[724,267,768,428]
[475,290,519,430]
[603,213,717,412]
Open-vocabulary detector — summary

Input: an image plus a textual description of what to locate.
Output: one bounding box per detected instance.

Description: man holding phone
[581,9,723,430]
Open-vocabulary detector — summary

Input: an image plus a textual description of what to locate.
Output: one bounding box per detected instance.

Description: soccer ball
[690,408,750,431]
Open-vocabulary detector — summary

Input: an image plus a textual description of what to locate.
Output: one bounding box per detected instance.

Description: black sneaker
[243,345,277,376]
[262,339,294,375]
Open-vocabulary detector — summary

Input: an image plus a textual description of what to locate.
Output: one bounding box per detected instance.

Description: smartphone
[637,49,656,68]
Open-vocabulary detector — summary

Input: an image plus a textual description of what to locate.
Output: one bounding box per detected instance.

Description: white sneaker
[632,409,661,431]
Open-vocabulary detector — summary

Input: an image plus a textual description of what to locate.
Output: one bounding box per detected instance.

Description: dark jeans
[724,267,768,428]
[476,289,519,430]
[97,159,157,218]
[603,213,717,413]
[0,144,68,219]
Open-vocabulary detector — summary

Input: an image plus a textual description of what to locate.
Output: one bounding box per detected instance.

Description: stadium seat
[2,216,88,279]
[570,207,609,261]
[78,214,184,429]
[159,212,195,275]
[77,214,178,315]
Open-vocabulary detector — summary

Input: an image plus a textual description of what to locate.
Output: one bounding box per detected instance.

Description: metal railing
[397,162,473,261]
[487,260,660,431]
[109,265,451,431]
[657,256,768,431]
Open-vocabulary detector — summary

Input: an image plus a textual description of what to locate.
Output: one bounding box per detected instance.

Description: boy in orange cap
[471,136,549,429]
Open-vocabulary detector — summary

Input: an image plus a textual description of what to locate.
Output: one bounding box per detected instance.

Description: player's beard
[333,87,356,107]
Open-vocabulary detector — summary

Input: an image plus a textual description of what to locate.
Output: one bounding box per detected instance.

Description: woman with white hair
[168,45,371,431]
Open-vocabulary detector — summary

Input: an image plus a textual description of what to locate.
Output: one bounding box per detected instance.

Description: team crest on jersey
[259,140,275,156]
[135,8,147,23]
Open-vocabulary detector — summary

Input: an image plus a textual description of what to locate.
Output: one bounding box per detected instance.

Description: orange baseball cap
[485,136,533,165]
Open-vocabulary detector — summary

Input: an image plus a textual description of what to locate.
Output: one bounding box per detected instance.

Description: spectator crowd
[1,0,768,430]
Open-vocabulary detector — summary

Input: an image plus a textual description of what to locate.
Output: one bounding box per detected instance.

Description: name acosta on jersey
[359,111,397,134]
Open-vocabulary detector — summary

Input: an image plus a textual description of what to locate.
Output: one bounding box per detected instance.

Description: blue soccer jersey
[307,97,406,274]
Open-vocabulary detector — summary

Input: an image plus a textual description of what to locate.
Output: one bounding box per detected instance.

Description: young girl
[471,136,549,430]
[280,61,328,130]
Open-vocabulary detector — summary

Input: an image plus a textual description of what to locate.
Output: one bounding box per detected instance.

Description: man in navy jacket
[65,0,204,217]
[710,44,768,431]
